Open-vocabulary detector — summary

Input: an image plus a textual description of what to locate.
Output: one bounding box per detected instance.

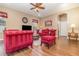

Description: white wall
[0,6,38,30]
[41,7,79,37]
[0,6,38,39]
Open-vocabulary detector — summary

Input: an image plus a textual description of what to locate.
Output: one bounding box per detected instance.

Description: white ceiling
[0,3,79,18]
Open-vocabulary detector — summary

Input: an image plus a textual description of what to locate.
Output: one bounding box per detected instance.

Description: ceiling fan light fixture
[30,3,45,12]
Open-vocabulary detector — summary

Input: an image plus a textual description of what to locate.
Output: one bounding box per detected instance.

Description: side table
[33,34,39,40]
[68,32,78,40]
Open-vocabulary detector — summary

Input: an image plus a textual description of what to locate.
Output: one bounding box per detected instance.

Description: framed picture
[45,20,52,26]
[0,11,8,18]
[32,19,38,23]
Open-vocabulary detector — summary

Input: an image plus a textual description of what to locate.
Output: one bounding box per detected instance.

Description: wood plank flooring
[9,37,79,56]
[0,40,7,56]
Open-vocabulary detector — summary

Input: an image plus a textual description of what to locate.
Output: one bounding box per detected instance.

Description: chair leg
[41,42,42,46]
[48,44,50,49]
[31,45,33,48]
[54,40,56,44]
[31,43,33,48]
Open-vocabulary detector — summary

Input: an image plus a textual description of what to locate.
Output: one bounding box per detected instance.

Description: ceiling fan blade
[30,8,35,10]
[36,3,42,6]
[39,7,45,9]
[30,3,36,6]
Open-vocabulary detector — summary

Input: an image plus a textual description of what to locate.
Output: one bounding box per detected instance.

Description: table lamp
[71,24,75,33]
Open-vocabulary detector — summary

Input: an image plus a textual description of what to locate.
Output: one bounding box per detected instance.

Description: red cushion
[41,28,49,36]
[41,35,56,45]
[50,29,56,36]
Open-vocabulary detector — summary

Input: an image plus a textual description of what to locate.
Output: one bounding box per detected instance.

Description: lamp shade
[71,24,75,28]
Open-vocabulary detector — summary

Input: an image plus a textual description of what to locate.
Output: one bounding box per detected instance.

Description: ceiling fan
[30,3,45,12]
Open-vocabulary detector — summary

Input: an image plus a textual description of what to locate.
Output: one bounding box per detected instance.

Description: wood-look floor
[10,37,79,56]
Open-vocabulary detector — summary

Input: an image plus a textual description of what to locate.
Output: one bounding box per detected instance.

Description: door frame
[58,13,68,37]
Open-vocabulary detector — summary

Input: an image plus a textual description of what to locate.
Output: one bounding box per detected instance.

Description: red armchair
[40,28,56,48]
[40,28,49,36]
[41,36,56,48]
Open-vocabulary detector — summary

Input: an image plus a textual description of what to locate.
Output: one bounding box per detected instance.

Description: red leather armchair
[41,35,55,48]
[40,28,49,36]
[40,28,56,48]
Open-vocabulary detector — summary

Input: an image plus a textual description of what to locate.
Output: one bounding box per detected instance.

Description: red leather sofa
[40,28,56,48]
[4,30,33,54]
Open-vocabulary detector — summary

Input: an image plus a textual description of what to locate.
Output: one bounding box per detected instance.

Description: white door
[0,17,6,40]
[59,21,68,36]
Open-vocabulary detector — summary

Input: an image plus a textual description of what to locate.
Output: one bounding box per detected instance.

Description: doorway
[0,17,6,40]
[58,13,68,37]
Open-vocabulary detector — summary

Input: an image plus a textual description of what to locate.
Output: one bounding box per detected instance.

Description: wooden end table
[68,32,78,40]
[33,34,39,40]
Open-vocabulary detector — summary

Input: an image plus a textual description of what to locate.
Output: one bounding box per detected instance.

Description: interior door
[59,21,68,36]
[0,17,6,40]
[58,13,68,37]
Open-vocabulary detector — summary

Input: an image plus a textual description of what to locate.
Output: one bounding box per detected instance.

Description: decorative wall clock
[22,17,28,23]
